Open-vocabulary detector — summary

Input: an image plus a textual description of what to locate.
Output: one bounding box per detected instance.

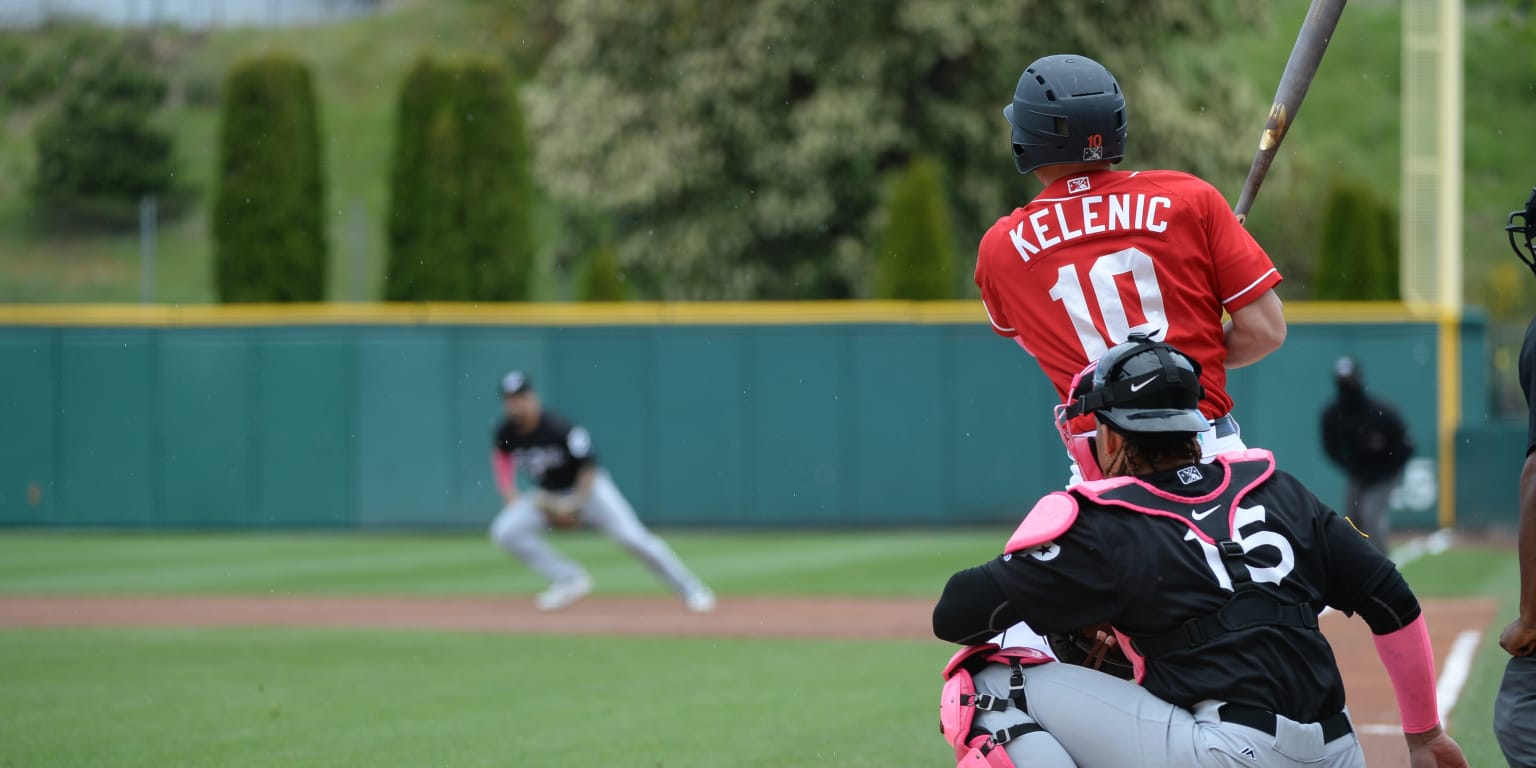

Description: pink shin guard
[1371,615,1440,734]
[940,645,1053,768]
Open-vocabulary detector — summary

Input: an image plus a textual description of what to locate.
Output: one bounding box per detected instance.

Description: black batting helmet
[1004,54,1127,175]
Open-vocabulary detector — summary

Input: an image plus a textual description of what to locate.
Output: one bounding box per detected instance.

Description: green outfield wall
[0,303,1516,530]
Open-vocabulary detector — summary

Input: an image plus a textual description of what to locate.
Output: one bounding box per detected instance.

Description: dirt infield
[0,594,935,640]
[0,594,1497,766]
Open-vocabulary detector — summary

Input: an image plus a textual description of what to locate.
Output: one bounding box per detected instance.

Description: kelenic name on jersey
[1008,192,1173,262]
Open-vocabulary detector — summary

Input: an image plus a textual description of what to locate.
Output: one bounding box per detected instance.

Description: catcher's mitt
[534,493,583,530]
[1046,623,1135,680]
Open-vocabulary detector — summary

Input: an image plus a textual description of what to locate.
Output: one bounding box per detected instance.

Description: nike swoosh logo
[1129,375,1158,392]
[1191,505,1221,520]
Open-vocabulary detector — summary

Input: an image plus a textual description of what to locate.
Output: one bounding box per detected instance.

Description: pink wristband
[1371,615,1440,733]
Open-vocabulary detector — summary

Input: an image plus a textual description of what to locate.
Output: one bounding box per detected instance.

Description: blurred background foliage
[524,0,1265,299]
[213,53,327,302]
[0,0,1531,310]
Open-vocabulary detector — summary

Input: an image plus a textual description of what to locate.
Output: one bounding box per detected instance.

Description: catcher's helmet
[1004,54,1127,175]
[1064,335,1206,434]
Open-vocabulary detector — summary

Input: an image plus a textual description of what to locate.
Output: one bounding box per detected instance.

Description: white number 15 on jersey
[1049,247,1169,358]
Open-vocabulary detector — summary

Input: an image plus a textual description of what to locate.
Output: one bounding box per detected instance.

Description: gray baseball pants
[488,470,707,595]
[1344,474,1398,555]
[970,662,1365,767]
[1495,655,1536,767]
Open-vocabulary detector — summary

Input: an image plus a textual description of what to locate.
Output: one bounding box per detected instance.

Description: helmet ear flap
[1055,402,1103,482]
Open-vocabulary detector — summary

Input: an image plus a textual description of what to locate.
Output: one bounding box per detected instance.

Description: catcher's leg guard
[940,645,1052,767]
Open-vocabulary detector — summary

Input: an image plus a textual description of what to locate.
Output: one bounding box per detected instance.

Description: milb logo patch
[1177,466,1204,485]
[1067,176,1091,194]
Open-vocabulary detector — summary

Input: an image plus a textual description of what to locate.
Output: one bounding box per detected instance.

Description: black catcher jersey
[493,412,598,491]
[984,457,1397,723]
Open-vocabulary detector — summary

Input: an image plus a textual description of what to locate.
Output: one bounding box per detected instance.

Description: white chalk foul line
[1436,629,1482,725]
[1391,529,1457,569]
[1355,628,1483,735]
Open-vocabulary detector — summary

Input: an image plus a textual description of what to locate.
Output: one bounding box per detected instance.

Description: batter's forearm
[1518,455,1536,621]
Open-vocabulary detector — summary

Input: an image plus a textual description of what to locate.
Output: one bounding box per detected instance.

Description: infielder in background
[976,54,1288,470]
[1496,187,1536,767]
[489,371,715,613]
[933,338,1468,768]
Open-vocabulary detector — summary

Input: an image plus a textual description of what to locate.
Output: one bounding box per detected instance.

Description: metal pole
[348,199,368,301]
[139,195,157,303]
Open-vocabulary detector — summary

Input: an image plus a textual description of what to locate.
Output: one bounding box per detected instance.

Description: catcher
[490,370,715,612]
[932,339,1467,767]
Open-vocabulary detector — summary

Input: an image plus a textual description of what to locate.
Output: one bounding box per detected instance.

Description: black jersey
[1521,316,1536,453]
[493,411,597,491]
[982,459,1402,723]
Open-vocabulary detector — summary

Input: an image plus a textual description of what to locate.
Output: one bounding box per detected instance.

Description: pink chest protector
[998,451,1279,681]
[1004,450,1276,554]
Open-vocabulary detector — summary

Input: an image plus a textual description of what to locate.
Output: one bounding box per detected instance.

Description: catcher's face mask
[1055,361,1103,481]
[1508,186,1536,279]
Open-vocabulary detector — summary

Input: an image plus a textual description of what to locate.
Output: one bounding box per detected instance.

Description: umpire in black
[1496,187,1536,767]
[1319,356,1414,554]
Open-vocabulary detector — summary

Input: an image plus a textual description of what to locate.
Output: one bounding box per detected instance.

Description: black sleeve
[1522,317,1536,454]
[933,565,1021,645]
[1317,499,1421,633]
[978,523,1126,634]
[492,422,511,453]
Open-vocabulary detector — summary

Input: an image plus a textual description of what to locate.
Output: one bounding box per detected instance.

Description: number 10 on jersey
[1048,247,1169,358]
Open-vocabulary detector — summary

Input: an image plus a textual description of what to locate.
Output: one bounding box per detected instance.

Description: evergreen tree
[1314,178,1399,301]
[386,56,535,301]
[1375,197,1401,300]
[385,57,466,300]
[578,243,628,301]
[457,59,536,301]
[875,156,955,300]
[32,38,178,228]
[213,53,327,302]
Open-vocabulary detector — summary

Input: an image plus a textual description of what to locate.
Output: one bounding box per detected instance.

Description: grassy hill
[0,0,1532,309]
[0,1,548,303]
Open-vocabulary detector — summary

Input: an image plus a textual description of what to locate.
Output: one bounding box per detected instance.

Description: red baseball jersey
[975,169,1281,419]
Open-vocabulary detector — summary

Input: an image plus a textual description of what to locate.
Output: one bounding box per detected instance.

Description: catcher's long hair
[1107,422,1201,476]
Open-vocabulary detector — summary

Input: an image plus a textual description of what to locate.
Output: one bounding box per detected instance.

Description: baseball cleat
[684,588,716,613]
[535,574,592,611]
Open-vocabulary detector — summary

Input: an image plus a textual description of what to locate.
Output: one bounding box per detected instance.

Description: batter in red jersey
[977,54,1287,470]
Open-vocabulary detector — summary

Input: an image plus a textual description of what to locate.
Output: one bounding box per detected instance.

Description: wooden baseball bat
[1233,0,1349,225]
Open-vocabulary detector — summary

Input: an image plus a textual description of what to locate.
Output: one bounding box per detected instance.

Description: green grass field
[0,530,1521,766]
[0,530,1002,596]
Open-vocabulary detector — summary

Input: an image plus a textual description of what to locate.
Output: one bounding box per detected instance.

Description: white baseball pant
[489,470,708,596]
[971,662,1365,767]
